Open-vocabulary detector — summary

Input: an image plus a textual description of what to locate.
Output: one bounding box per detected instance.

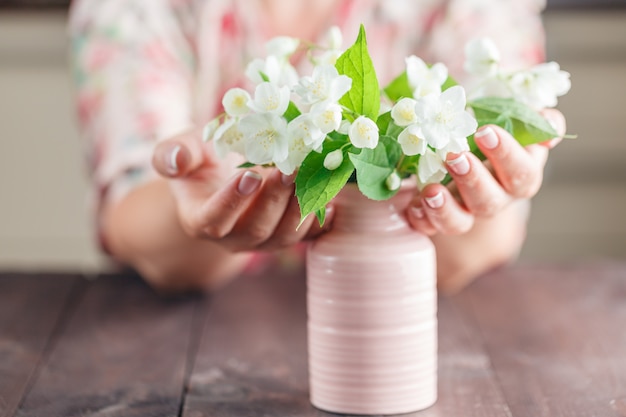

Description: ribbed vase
[306,183,437,415]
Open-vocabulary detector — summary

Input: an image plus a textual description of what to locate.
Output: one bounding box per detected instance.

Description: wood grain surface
[0,262,625,417]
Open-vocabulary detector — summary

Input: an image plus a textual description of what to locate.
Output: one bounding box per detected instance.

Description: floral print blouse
[69,0,546,249]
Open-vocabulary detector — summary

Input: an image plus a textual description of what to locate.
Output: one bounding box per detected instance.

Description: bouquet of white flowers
[203,25,570,225]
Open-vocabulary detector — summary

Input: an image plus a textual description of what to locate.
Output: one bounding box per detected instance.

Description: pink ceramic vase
[306,183,437,415]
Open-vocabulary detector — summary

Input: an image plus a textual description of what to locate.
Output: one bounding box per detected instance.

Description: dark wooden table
[1,261,625,417]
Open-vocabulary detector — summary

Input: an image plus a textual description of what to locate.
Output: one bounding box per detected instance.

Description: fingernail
[547,137,563,148]
[238,171,262,195]
[447,153,470,175]
[166,145,181,175]
[546,117,559,133]
[425,192,444,209]
[475,126,498,150]
[281,172,295,186]
[410,206,425,219]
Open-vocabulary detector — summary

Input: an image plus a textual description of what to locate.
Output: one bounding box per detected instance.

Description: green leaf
[283,101,301,122]
[295,141,354,225]
[384,71,412,102]
[258,71,270,82]
[315,207,326,225]
[376,111,404,139]
[327,130,349,142]
[348,136,402,200]
[335,25,380,120]
[376,111,392,134]
[468,97,558,146]
[237,162,257,168]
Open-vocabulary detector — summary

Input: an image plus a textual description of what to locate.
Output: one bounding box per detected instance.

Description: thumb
[540,108,567,149]
[152,128,206,178]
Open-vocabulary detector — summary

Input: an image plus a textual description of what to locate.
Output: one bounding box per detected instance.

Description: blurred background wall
[0,2,625,273]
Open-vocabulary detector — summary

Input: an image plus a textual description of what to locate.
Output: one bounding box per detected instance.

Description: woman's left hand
[406,109,566,235]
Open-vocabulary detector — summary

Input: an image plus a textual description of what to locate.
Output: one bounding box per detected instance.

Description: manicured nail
[475,126,498,149]
[238,171,262,195]
[410,206,425,219]
[546,117,559,133]
[447,153,470,175]
[166,145,181,175]
[425,192,444,209]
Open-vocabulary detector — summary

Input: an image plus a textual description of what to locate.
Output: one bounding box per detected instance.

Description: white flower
[508,62,571,109]
[265,36,299,59]
[441,136,470,154]
[276,122,318,175]
[391,97,418,127]
[295,65,352,105]
[414,86,477,149]
[239,113,289,165]
[247,82,290,115]
[349,116,379,149]
[310,101,343,134]
[417,148,448,187]
[245,55,299,87]
[213,118,245,158]
[202,118,219,142]
[464,37,501,78]
[287,114,325,150]
[406,55,448,98]
[222,88,251,117]
[385,171,401,191]
[397,124,427,156]
[337,119,351,135]
[323,149,343,170]
[326,26,343,51]
[316,26,343,65]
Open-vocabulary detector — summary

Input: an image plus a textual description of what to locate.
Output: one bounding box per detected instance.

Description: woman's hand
[406,109,566,235]
[152,127,329,253]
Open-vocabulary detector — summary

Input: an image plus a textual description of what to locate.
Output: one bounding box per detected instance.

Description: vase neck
[332,185,413,234]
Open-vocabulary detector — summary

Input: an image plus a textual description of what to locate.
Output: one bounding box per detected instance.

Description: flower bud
[222,88,251,117]
[385,171,401,191]
[348,116,379,149]
[323,149,343,170]
[202,119,220,142]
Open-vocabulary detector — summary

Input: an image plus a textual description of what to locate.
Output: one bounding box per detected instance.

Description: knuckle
[273,232,300,248]
[246,223,272,244]
[202,223,229,240]
[472,199,501,218]
[507,168,542,198]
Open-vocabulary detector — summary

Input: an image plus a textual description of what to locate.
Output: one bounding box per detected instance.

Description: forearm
[431,199,529,294]
[101,179,252,293]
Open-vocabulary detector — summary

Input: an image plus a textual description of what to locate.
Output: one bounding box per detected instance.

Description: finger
[406,202,439,236]
[473,126,545,198]
[152,127,206,178]
[540,108,567,149]
[228,169,295,248]
[258,193,315,250]
[186,170,263,239]
[418,184,475,235]
[444,149,511,218]
[305,203,335,240]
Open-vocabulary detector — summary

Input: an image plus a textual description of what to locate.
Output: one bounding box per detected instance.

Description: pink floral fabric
[69,0,546,250]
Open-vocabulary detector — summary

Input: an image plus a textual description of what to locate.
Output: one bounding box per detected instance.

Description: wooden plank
[460,262,626,417]
[418,296,513,417]
[183,262,515,417]
[0,273,77,417]
[16,272,200,417]
[182,264,328,417]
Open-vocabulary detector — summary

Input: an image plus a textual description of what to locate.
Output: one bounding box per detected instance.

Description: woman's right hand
[152,127,329,253]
